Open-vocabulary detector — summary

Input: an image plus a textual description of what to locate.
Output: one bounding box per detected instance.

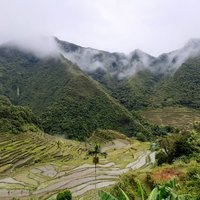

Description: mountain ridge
[1,37,200,140]
[0,46,151,139]
[55,37,200,111]
[56,37,200,78]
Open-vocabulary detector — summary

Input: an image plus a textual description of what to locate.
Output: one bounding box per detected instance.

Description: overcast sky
[0,0,200,56]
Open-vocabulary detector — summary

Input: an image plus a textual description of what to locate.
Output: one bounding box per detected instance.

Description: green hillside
[56,38,200,112]
[89,70,162,111]
[0,46,148,140]
[112,70,162,111]
[0,95,39,134]
[97,57,200,112]
[150,57,200,109]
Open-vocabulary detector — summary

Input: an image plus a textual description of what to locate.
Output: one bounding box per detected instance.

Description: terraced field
[0,132,155,199]
[142,107,200,130]
[0,132,81,176]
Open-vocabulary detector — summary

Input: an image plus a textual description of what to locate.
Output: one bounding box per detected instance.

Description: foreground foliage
[99,179,191,200]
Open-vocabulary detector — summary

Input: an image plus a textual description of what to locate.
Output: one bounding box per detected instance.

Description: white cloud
[0,0,200,56]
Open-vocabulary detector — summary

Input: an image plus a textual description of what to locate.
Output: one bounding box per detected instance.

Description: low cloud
[1,34,200,78]
[59,41,156,79]
[153,38,200,74]
[62,48,107,72]
[3,36,60,58]
[58,38,200,79]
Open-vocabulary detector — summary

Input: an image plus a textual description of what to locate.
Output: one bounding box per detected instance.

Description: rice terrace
[0,131,155,199]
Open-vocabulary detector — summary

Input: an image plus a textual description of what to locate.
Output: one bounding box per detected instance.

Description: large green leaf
[147,187,159,200]
[98,190,118,200]
[119,188,130,200]
[136,179,146,200]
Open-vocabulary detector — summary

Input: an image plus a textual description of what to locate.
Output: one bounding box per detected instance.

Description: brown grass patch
[152,168,185,183]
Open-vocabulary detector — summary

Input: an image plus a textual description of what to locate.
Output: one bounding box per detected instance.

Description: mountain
[57,38,200,110]
[0,45,148,140]
[57,38,200,78]
[56,38,161,110]
[1,37,199,140]
[56,38,155,79]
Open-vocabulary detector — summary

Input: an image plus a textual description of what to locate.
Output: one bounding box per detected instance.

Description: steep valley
[0,38,200,199]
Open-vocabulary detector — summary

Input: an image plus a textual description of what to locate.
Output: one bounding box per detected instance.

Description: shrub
[156,150,168,165]
[156,131,198,165]
[136,132,146,142]
[56,189,72,200]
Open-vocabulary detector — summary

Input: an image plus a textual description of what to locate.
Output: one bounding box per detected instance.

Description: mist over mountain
[56,38,200,79]
[152,38,200,74]
[56,38,155,79]
[1,36,200,114]
[53,37,200,110]
[1,36,60,58]
[2,36,200,79]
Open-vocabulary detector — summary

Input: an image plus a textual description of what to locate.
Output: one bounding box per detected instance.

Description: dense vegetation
[0,46,155,140]
[112,70,162,111]
[56,190,72,200]
[89,57,200,111]
[150,58,200,109]
[90,70,162,111]
[156,131,199,165]
[99,178,189,200]
[0,95,38,134]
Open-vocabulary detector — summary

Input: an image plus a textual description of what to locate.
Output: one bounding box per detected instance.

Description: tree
[87,144,107,190]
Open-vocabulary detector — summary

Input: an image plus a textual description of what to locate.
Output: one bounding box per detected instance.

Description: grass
[73,188,106,200]
[0,131,90,199]
[0,164,12,173]
[86,129,150,168]
[14,173,38,187]
[141,106,200,130]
